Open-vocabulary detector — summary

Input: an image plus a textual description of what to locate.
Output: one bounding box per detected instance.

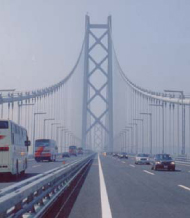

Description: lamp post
[123,128,129,152]
[56,126,64,152]
[18,102,35,125]
[0,89,16,118]
[60,128,67,153]
[149,103,165,154]
[51,123,61,139]
[140,112,152,155]
[129,123,138,154]
[33,112,46,155]
[164,90,185,155]
[43,118,55,138]
[133,119,144,153]
[126,126,134,154]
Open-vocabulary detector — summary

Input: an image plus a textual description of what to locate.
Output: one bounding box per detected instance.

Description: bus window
[0,121,9,129]
[35,139,50,147]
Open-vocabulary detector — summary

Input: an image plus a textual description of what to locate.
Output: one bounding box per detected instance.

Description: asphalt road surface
[70,154,190,218]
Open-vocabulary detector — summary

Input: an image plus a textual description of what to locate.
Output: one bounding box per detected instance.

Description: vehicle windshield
[69,146,77,149]
[35,140,50,147]
[156,154,172,160]
[137,154,149,157]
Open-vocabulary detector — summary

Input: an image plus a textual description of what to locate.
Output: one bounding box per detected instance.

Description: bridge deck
[69,156,101,218]
[70,155,190,218]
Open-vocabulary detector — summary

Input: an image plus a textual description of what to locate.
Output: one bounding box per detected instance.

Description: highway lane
[102,155,190,218]
[0,155,83,189]
[66,156,102,218]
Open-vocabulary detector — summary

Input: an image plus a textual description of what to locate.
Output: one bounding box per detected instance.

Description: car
[78,147,83,155]
[62,152,70,158]
[135,153,150,165]
[118,152,128,159]
[112,152,118,157]
[151,154,175,171]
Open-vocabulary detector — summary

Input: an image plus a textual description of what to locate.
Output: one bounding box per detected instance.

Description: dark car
[118,152,128,159]
[78,147,83,155]
[151,154,175,171]
[112,152,118,157]
[62,152,70,158]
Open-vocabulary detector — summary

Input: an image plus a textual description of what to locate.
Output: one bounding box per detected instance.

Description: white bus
[0,119,31,176]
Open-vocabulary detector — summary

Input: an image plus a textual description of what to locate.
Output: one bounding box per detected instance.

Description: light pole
[133,119,144,153]
[43,118,55,138]
[126,126,134,154]
[149,103,165,154]
[164,90,185,155]
[123,128,129,152]
[51,123,61,139]
[129,123,138,154]
[140,112,152,155]
[18,102,35,125]
[60,128,67,153]
[56,126,64,152]
[0,89,16,118]
[33,112,46,155]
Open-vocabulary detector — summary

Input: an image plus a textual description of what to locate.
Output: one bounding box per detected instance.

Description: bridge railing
[0,153,95,218]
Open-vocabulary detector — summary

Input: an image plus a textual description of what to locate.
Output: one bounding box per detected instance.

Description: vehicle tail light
[0,135,5,140]
[0,147,9,151]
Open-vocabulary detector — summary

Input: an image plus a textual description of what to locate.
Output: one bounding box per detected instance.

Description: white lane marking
[143,170,155,175]
[188,171,190,173]
[178,185,190,191]
[122,161,126,164]
[32,165,41,168]
[98,155,112,218]
[130,164,135,168]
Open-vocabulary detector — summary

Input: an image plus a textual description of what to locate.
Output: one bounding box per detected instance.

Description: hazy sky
[0,0,190,93]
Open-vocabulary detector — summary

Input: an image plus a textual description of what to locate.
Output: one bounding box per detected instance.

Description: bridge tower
[82,16,113,152]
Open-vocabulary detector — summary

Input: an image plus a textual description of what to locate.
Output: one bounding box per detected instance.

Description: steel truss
[82,16,113,152]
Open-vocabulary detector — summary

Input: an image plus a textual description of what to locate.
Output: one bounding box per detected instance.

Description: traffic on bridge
[0,1,190,218]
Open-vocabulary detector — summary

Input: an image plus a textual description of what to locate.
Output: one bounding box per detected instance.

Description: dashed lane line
[122,161,126,164]
[32,165,41,168]
[178,185,190,192]
[98,155,112,218]
[143,170,155,175]
[129,164,135,168]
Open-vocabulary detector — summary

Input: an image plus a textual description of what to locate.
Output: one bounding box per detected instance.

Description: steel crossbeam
[82,16,113,152]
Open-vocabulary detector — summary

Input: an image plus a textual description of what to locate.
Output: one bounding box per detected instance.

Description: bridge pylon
[82,15,113,152]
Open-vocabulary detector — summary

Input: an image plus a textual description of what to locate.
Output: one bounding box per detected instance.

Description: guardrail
[174,157,190,165]
[0,153,95,218]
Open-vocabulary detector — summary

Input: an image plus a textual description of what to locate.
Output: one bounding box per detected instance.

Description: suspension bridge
[0,16,190,218]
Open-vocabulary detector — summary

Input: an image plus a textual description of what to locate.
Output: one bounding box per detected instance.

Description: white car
[135,154,150,165]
